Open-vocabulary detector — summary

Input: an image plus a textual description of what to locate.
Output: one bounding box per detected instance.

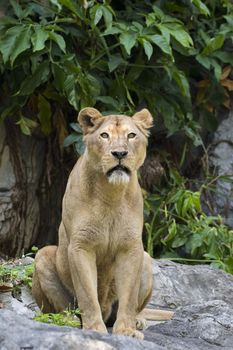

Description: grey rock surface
[149,260,233,308]
[1,260,233,349]
[0,309,161,350]
[209,110,233,227]
[0,286,37,318]
[145,300,233,349]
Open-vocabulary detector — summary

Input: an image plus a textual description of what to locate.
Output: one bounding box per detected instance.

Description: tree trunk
[0,120,72,257]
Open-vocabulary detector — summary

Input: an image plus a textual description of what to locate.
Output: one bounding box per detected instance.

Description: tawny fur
[32,108,173,340]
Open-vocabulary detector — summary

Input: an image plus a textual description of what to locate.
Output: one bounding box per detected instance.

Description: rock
[209,110,233,227]
[0,286,38,319]
[146,260,233,349]
[149,260,233,308]
[145,300,233,349]
[0,309,161,350]
[1,259,233,349]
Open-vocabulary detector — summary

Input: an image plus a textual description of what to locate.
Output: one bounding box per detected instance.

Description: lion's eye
[100,132,109,139]
[128,132,136,139]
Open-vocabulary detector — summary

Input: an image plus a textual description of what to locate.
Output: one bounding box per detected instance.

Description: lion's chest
[96,209,136,245]
[74,203,143,261]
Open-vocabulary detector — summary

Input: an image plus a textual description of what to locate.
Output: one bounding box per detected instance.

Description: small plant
[144,168,233,274]
[34,309,81,328]
[0,262,34,288]
[0,246,37,288]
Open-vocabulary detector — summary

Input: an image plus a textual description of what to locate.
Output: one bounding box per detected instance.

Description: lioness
[32,107,173,339]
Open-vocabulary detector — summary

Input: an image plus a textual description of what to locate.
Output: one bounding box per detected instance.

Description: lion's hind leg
[32,246,74,313]
[136,252,174,329]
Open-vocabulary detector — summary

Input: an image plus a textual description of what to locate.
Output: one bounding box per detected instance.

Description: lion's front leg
[112,246,144,340]
[68,245,107,333]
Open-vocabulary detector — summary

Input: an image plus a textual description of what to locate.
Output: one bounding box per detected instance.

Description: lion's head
[78,107,153,185]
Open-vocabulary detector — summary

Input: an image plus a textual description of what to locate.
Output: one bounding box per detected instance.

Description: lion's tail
[138,308,174,321]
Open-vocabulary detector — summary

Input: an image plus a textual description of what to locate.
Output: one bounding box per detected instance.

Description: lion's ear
[78,107,103,134]
[132,109,153,132]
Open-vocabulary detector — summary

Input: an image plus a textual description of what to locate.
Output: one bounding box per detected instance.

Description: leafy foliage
[144,169,233,274]
[0,0,232,142]
[0,261,34,288]
[34,309,81,328]
[63,122,85,155]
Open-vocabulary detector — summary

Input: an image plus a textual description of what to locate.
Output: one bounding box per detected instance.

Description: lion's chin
[106,165,131,185]
[107,170,130,185]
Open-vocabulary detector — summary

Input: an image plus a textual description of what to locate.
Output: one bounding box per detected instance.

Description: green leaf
[10,0,24,18]
[38,95,52,135]
[0,25,31,64]
[102,6,113,28]
[11,25,31,65]
[163,220,177,244]
[213,52,233,64]
[190,234,204,255]
[59,0,84,19]
[103,26,122,36]
[97,96,119,109]
[172,29,193,48]
[224,15,233,27]
[202,35,224,55]
[120,32,137,55]
[50,0,62,11]
[132,22,143,33]
[196,54,211,69]
[94,7,103,26]
[0,26,20,63]
[192,192,201,212]
[49,32,66,53]
[212,60,222,80]
[108,55,125,72]
[16,116,37,135]
[196,55,222,80]
[184,125,202,146]
[191,0,210,16]
[63,133,80,147]
[52,64,66,91]
[172,236,187,248]
[0,16,18,25]
[64,75,78,110]
[165,24,193,48]
[172,69,190,97]
[70,123,82,133]
[19,62,50,95]
[31,27,49,52]
[152,5,164,20]
[142,39,153,60]
[149,34,172,56]
[74,136,85,155]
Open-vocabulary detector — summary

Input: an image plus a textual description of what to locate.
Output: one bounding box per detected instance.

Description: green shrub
[0,0,232,143]
[144,169,233,274]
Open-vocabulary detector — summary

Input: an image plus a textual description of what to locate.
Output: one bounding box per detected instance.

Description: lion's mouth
[106,164,131,178]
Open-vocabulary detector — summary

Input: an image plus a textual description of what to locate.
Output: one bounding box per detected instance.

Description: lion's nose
[111,151,128,159]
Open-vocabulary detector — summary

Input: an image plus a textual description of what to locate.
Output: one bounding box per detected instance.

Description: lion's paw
[136,318,147,330]
[83,321,108,334]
